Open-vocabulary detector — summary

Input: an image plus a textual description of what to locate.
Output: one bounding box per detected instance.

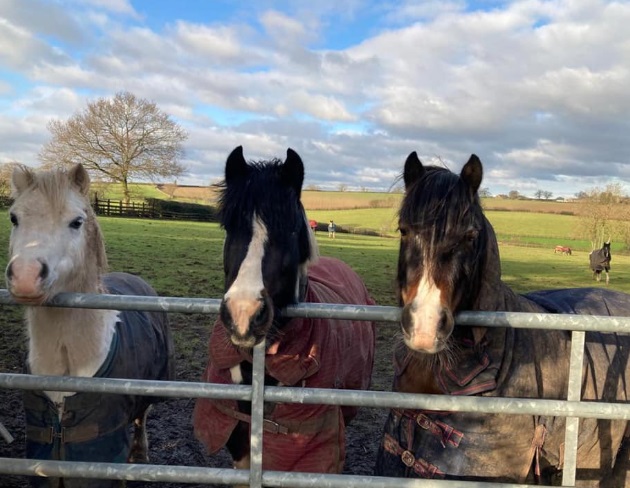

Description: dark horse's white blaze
[223,215,269,349]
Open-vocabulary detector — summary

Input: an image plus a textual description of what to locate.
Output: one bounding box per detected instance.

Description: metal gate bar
[1,291,629,487]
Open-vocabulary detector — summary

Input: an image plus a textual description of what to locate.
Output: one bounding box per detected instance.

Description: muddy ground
[0,309,396,488]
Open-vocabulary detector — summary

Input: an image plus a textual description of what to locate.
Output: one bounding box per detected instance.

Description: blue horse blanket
[23,273,174,488]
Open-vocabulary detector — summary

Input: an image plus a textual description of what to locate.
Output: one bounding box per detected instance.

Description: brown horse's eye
[9,213,18,227]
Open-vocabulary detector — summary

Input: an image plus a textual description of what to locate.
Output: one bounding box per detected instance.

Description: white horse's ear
[69,164,90,196]
[11,165,35,197]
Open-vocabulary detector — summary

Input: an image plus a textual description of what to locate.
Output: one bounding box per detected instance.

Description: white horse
[6,164,174,488]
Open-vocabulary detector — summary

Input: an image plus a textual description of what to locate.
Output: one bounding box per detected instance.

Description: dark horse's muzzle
[219,290,274,348]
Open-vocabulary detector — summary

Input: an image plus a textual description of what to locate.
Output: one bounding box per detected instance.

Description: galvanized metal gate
[1,289,629,487]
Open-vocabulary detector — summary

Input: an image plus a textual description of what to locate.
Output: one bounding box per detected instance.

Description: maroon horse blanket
[193,256,376,473]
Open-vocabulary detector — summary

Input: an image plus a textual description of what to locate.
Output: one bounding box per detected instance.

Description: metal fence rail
[1,290,629,487]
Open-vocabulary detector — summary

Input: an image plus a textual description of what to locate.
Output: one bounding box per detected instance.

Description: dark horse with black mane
[374,152,630,486]
[590,241,612,285]
[193,147,376,478]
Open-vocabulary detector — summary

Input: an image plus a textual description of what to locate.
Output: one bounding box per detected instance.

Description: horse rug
[375,287,630,483]
[193,256,376,474]
[590,249,610,272]
[23,273,175,488]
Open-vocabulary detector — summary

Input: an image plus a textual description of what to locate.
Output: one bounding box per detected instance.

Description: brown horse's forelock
[398,167,487,311]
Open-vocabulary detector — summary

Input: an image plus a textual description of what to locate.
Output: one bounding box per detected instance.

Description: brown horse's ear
[225,146,249,185]
[461,154,483,194]
[403,151,425,189]
[69,164,90,196]
[11,164,35,197]
[283,148,304,198]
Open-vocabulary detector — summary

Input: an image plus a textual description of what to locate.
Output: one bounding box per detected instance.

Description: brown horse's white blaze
[401,269,454,353]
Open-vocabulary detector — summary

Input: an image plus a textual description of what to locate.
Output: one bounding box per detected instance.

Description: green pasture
[1,210,627,300]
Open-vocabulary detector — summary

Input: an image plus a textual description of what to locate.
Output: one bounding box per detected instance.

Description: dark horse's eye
[465,229,479,242]
[399,226,409,238]
[69,217,84,230]
[9,213,18,227]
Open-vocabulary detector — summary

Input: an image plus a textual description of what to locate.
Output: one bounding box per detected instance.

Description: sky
[1,0,630,198]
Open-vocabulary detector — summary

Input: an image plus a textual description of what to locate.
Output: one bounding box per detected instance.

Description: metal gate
[1,289,629,487]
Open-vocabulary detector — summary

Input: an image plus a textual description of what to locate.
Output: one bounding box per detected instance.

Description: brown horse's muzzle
[401,302,454,353]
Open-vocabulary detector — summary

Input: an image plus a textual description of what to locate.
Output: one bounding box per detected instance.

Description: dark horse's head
[217,146,317,348]
[397,152,486,353]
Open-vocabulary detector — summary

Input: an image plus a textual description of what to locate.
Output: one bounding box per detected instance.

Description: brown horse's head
[6,164,107,305]
[217,146,318,348]
[397,152,487,353]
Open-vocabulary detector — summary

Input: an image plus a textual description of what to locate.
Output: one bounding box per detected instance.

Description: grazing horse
[590,242,611,285]
[6,164,174,488]
[374,152,630,486]
[193,147,376,478]
[554,245,572,255]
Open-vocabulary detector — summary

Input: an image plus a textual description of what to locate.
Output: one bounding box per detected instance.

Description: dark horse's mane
[216,159,312,266]
[398,165,489,313]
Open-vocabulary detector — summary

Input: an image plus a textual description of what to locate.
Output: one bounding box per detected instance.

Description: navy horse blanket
[375,287,630,485]
[590,248,611,272]
[23,273,175,488]
[194,256,376,474]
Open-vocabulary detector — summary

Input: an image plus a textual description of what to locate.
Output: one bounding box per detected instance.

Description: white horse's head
[6,164,107,305]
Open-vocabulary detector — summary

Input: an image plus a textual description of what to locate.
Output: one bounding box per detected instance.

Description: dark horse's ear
[282,148,305,197]
[403,151,425,190]
[460,154,483,194]
[225,146,249,184]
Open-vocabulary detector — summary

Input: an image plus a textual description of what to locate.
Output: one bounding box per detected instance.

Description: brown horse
[6,164,174,488]
[374,152,630,486]
[555,245,572,255]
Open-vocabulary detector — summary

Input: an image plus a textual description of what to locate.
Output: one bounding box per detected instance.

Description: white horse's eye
[9,213,18,227]
[69,217,84,230]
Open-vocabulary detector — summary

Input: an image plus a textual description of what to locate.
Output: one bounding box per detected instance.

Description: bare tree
[577,183,630,249]
[39,91,188,203]
[0,162,20,200]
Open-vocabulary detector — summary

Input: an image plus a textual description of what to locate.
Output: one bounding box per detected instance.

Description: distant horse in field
[193,147,376,478]
[590,241,611,285]
[554,245,572,255]
[374,152,630,486]
[5,164,174,488]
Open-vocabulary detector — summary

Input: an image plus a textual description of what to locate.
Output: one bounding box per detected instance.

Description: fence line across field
[1,290,629,487]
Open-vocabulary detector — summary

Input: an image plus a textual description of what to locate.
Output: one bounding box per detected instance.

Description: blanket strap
[393,408,463,448]
[383,433,444,478]
[519,423,547,482]
[214,402,289,435]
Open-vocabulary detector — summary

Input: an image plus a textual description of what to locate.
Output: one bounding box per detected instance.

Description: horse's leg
[128,405,152,464]
[606,269,610,285]
[226,421,251,488]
